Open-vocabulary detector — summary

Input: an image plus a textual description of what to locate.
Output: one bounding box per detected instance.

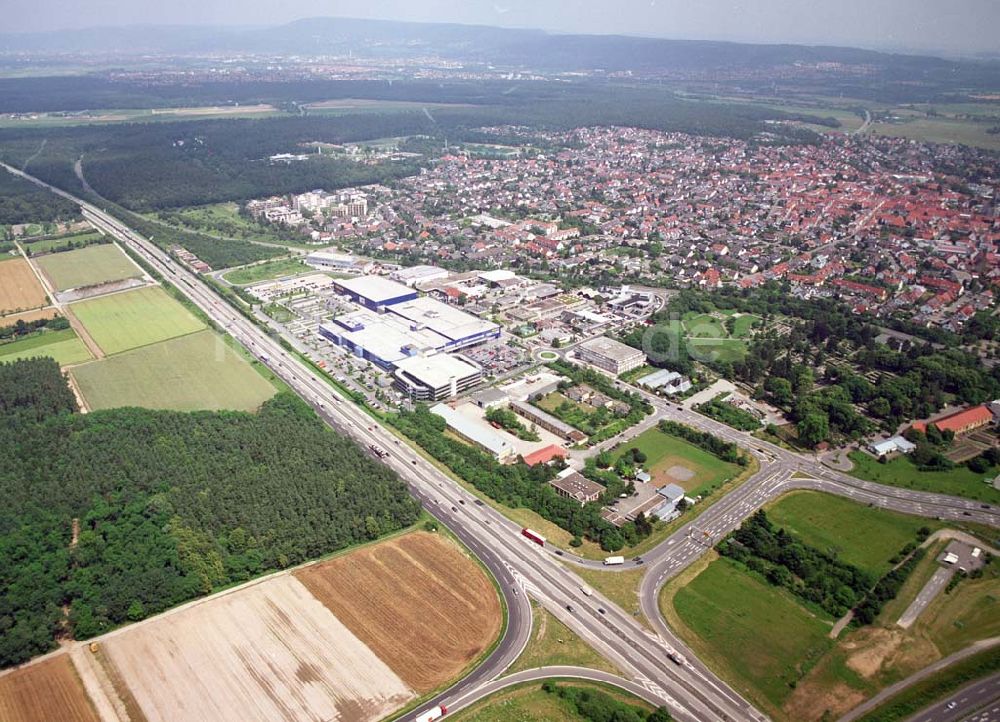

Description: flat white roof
[338,275,415,303]
[391,296,499,343]
[394,353,480,389]
[431,403,514,458]
[393,265,449,282]
[578,336,645,363]
[478,269,516,283]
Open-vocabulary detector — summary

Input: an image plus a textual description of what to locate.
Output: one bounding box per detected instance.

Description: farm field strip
[34,243,144,292]
[295,531,502,693]
[69,285,205,355]
[99,574,414,722]
[0,257,48,315]
[0,655,100,722]
[70,329,275,411]
[0,327,92,366]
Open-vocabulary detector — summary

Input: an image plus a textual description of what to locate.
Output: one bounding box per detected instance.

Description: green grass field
[71,330,276,411]
[222,258,309,285]
[70,285,204,355]
[619,426,739,495]
[871,118,1000,152]
[35,243,142,291]
[23,232,106,255]
[765,491,937,577]
[508,603,620,675]
[672,557,834,709]
[730,314,761,338]
[0,327,92,366]
[848,451,1000,504]
[149,202,305,246]
[683,313,728,338]
[451,681,654,722]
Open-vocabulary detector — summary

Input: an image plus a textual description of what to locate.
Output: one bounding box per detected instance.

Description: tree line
[0,359,420,667]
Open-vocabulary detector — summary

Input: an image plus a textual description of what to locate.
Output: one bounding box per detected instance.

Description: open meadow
[99,573,414,722]
[848,450,1000,504]
[0,327,92,366]
[0,655,99,722]
[35,243,142,291]
[0,257,47,314]
[71,329,275,411]
[70,285,204,355]
[295,530,502,693]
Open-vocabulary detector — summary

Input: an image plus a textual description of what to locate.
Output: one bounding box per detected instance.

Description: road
[897,567,954,629]
[7,161,999,722]
[908,673,1000,722]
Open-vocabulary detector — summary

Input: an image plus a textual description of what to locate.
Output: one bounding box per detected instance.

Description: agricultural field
[0,307,58,325]
[765,491,937,576]
[848,451,1000,505]
[21,231,106,255]
[295,530,502,693]
[0,655,99,722]
[99,574,413,722]
[35,243,142,291]
[71,329,275,411]
[616,426,740,496]
[223,257,310,285]
[70,285,204,355]
[871,117,1000,152]
[0,327,92,366]
[0,257,47,314]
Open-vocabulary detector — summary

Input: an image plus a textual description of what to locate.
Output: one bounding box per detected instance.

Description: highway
[6,161,999,722]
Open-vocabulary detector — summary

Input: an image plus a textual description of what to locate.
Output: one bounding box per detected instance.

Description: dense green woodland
[0,359,420,667]
[0,169,80,226]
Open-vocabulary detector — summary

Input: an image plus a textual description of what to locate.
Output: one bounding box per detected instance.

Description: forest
[0,167,80,226]
[0,358,420,667]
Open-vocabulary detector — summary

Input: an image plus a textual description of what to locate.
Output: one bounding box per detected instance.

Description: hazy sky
[5,0,999,56]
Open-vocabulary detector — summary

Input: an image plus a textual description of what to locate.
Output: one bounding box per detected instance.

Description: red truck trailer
[415,704,447,722]
[521,528,546,546]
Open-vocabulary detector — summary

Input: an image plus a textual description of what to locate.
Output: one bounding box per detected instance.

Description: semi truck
[603,556,625,566]
[415,704,448,722]
[521,528,546,546]
[369,444,389,459]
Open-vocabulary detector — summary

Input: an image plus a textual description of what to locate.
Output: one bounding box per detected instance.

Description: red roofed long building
[912,405,993,436]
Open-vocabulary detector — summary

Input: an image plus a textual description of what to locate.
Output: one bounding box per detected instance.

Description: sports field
[35,243,142,291]
[0,327,92,366]
[670,557,834,710]
[0,655,100,722]
[70,285,204,355]
[765,491,937,577]
[296,531,502,693]
[617,426,739,495]
[223,258,309,285]
[71,330,275,411]
[0,257,47,314]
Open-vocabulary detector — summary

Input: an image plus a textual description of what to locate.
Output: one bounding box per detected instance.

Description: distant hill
[0,16,982,72]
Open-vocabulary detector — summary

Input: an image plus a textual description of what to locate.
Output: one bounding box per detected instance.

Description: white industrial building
[393,353,483,402]
[391,265,451,287]
[430,403,516,462]
[575,336,646,375]
[637,368,692,395]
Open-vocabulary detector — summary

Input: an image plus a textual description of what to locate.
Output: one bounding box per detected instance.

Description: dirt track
[296,531,502,693]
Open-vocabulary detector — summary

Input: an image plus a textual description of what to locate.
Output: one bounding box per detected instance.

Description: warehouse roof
[578,336,644,362]
[391,296,499,343]
[430,403,514,459]
[337,275,415,303]
[394,354,481,390]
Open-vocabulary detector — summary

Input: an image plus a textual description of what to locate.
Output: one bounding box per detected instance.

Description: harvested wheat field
[296,531,502,693]
[0,258,47,315]
[99,575,413,722]
[0,307,58,324]
[0,655,99,722]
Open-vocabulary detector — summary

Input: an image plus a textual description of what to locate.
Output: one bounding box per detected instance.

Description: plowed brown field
[0,655,99,722]
[0,258,47,315]
[296,531,502,692]
[0,307,58,325]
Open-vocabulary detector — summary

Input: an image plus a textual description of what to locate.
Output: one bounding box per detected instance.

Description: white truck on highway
[667,649,687,666]
[603,556,625,566]
[580,585,594,596]
[415,704,447,722]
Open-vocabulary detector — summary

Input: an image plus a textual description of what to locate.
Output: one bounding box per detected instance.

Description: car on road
[451,506,458,512]
[474,500,484,506]
[946,701,958,710]
[598,608,606,614]
[459,499,465,505]
[566,605,575,612]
